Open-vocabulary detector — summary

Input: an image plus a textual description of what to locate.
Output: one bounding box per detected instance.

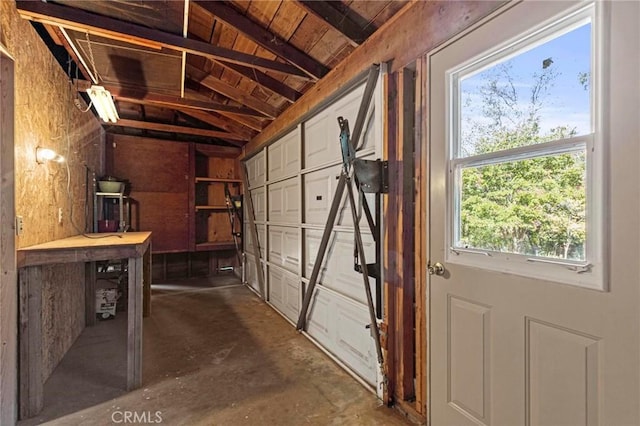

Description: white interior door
[429,2,640,425]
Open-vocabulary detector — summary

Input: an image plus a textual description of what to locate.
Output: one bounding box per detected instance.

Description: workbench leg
[85,262,97,326]
[143,247,151,318]
[127,256,143,390]
[18,266,43,419]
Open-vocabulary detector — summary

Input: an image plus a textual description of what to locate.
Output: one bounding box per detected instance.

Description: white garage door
[243,77,384,387]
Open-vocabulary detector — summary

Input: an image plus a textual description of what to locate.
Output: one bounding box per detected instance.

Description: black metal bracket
[353,159,389,194]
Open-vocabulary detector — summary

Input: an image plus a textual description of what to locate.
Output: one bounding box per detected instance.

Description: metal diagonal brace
[296,64,384,366]
[241,163,266,300]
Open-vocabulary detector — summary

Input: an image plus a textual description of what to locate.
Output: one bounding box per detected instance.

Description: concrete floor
[21,274,411,425]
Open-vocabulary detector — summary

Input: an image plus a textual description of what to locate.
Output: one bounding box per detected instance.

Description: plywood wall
[1,0,104,382]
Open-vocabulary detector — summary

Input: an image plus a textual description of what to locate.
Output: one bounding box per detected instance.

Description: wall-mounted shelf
[192,145,243,257]
[195,177,242,183]
[195,205,228,211]
[195,241,236,252]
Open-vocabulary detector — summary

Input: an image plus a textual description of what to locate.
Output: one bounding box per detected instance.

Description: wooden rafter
[217,112,266,133]
[44,24,91,81]
[193,0,329,81]
[15,0,309,78]
[187,65,280,118]
[296,1,375,47]
[111,119,248,145]
[184,31,303,103]
[74,79,264,117]
[243,1,505,157]
[219,61,302,103]
[177,108,255,140]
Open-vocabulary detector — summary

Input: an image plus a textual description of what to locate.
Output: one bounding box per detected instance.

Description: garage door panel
[246,150,265,188]
[268,226,299,273]
[268,177,299,223]
[247,187,266,222]
[303,229,331,284]
[304,229,375,305]
[268,267,300,323]
[306,287,331,341]
[328,232,376,305]
[305,286,377,385]
[284,274,300,321]
[245,253,264,294]
[303,111,335,169]
[303,164,344,225]
[268,129,300,181]
[269,266,284,305]
[303,164,375,228]
[245,223,266,258]
[335,300,377,382]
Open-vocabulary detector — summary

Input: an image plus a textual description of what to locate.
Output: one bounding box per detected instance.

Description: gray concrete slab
[19,274,411,425]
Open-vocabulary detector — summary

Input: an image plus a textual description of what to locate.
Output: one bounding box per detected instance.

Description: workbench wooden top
[17,232,152,268]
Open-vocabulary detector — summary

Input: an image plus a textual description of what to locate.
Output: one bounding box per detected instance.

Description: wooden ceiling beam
[111,119,248,145]
[184,31,302,103]
[193,1,328,81]
[218,61,302,103]
[42,22,64,45]
[74,79,264,117]
[217,112,267,133]
[15,0,309,78]
[243,1,506,157]
[296,1,375,47]
[44,25,91,81]
[177,108,255,140]
[187,65,280,118]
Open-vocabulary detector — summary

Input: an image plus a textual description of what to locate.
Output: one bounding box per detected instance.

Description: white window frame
[444,2,607,290]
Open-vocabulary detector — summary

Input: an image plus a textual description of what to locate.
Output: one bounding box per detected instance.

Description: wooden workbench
[17,232,152,419]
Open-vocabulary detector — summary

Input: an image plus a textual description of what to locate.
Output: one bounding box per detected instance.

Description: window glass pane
[458,150,586,260]
[458,22,591,158]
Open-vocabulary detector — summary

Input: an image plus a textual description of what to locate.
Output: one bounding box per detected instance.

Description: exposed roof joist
[112,119,248,145]
[218,61,302,103]
[217,112,266,133]
[193,1,329,81]
[16,0,309,78]
[177,109,256,140]
[74,80,264,117]
[187,65,280,119]
[296,1,375,47]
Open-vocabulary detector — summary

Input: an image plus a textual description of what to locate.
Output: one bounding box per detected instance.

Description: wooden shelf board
[195,205,228,211]
[195,241,236,251]
[195,177,242,183]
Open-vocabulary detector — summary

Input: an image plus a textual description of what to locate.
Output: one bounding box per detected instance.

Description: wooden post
[143,245,151,318]
[413,55,429,416]
[384,66,421,415]
[0,50,17,425]
[18,267,43,418]
[397,67,416,401]
[85,262,97,326]
[127,255,143,390]
[383,69,398,404]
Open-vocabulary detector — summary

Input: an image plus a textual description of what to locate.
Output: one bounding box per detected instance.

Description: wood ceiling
[17,0,409,148]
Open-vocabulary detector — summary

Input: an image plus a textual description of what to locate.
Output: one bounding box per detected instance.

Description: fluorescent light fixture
[86,85,119,123]
[36,147,64,164]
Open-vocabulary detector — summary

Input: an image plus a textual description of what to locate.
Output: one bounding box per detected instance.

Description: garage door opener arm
[296,64,387,367]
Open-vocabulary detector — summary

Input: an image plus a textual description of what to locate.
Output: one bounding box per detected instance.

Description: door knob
[428,262,445,276]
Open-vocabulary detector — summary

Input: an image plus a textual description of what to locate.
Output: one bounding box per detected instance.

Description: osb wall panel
[1,1,105,381]
[41,263,85,380]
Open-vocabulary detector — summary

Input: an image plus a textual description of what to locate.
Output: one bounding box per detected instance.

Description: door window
[446,4,604,289]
